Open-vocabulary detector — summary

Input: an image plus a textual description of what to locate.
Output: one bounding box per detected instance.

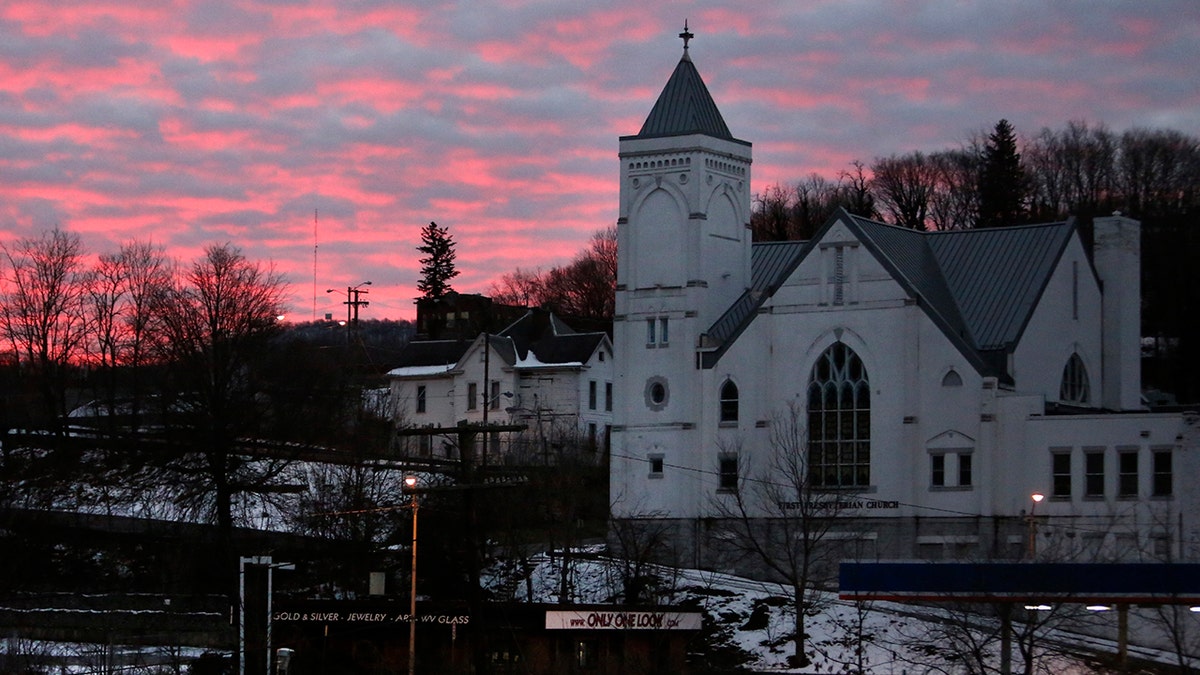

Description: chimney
[1092,213,1142,410]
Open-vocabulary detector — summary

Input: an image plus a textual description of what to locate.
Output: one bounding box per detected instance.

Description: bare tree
[81,240,172,428]
[149,243,288,573]
[489,226,616,320]
[490,267,545,308]
[710,400,856,668]
[751,182,795,241]
[928,148,983,231]
[871,151,937,229]
[1117,127,1200,218]
[0,228,90,431]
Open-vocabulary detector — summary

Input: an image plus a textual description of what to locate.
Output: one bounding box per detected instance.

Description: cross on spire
[679,20,693,50]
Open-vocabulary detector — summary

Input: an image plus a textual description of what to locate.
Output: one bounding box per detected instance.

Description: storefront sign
[544,610,702,631]
[273,610,469,625]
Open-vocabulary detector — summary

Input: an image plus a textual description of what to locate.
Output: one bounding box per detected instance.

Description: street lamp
[1028,493,1045,559]
[238,556,294,675]
[404,475,419,675]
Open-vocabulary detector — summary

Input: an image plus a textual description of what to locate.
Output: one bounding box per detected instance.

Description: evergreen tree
[416,221,459,299]
[978,119,1027,227]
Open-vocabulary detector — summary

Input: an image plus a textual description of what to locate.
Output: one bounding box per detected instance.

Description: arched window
[1060,353,1090,404]
[719,380,739,424]
[807,343,871,488]
[941,369,963,387]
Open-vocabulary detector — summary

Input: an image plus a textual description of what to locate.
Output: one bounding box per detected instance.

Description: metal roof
[702,210,1078,379]
[927,222,1074,350]
[634,52,734,141]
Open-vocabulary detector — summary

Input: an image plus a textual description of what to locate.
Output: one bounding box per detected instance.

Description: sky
[1,2,1197,321]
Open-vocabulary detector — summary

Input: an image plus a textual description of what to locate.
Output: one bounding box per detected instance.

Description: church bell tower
[612,24,752,518]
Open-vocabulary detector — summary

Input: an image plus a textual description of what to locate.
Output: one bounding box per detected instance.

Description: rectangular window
[587,423,597,450]
[646,318,656,345]
[1052,451,1071,498]
[1153,450,1173,497]
[648,454,664,478]
[467,382,478,410]
[958,453,973,487]
[930,454,946,487]
[718,454,738,491]
[416,385,426,414]
[659,318,669,345]
[1085,450,1104,497]
[588,380,597,410]
[605,382,613,412]
[489,380,500,410]
[1118,450,1138,497]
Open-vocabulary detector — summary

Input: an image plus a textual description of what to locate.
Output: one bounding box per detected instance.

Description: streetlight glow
[1027,492,1044,560]
[404,475,419,675]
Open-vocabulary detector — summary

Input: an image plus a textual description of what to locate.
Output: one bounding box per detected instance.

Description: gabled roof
[389,308,610,378]
[702,210,1079,381]
[387,340,471,377]
[390,340,471,368]
[631,51,734,141]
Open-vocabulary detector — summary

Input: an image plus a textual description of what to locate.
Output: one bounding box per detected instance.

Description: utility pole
[326,281,371,347]
[345,283,370,326]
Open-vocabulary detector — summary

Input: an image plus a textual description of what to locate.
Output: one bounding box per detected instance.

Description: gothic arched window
[807,343,871,488]
[719,380,739,424]
[941,369,963,387]
[1060,353,1090,404]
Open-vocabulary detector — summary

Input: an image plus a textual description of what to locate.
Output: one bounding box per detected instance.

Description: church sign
[778,499,900,511]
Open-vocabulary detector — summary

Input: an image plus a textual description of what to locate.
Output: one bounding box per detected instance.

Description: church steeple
[634,23,735,141]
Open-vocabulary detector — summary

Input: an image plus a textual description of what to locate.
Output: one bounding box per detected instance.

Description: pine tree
[978,119,1027,227]
[416,221,459,299]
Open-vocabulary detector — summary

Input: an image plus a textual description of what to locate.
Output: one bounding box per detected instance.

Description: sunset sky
[2,2,1197,321]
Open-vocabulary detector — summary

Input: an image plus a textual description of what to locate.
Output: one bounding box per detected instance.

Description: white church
[609,38,1199,568]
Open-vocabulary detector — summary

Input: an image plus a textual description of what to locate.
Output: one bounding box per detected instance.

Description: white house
[609,40,1199,567]
[389,308,614,464]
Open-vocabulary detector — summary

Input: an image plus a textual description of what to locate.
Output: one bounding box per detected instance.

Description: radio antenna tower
[312,209,319,321]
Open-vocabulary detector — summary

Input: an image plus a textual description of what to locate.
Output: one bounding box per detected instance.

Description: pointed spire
[634,23,733,140]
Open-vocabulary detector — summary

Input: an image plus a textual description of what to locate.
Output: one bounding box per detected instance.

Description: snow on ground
[482,547,1186,673]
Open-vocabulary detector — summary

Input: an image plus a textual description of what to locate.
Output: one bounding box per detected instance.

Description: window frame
[718,453,739,492]
[648,453,664,479]
[1117,449,1138,498]
[1153,449,1173,497]
[1084,448,1105,498]
[719,380,739,425]
[930,453,946,488]
[1051,450,1072,498]
[806,342,871,489]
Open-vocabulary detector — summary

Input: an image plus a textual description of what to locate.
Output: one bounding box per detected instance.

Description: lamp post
[1028,492,1045,559]
[238,556,294,675]
[405,475,419,675]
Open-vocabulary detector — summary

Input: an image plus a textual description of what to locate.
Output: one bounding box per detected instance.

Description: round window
[644,377,669,411]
